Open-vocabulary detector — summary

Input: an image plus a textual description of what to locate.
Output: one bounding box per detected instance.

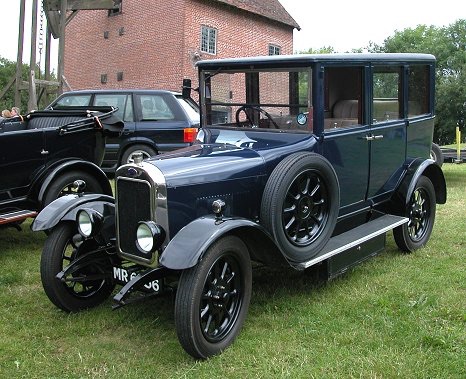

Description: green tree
[0,57,29,113]
[370,20,466,144]
[0,57,56,113]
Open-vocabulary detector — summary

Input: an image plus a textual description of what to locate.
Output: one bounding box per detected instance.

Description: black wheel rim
[200,254,243,343]
[282,169,329,246]
[407,187,431,242]
[61,236,108,299]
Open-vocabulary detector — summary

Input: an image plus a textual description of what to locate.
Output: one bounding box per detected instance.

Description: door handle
[40,149,49,155]
[364,135,384,141]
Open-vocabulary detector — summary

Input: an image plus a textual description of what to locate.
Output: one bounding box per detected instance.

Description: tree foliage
[370,19,466,144]
[0,57,29,113]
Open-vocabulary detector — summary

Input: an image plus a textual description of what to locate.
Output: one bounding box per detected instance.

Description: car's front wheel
[40,222,115,312]
[174,235,252,359]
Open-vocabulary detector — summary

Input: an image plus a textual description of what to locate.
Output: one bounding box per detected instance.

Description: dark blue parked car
[47,89,200,173]
[33,53,446,359]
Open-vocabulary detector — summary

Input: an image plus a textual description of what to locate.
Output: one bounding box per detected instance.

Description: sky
[0,0,463,70]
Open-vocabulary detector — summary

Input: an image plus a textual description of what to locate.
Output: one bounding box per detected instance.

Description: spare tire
[260,152,340,262]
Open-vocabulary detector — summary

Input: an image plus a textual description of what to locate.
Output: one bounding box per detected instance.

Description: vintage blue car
[33,53,446,359]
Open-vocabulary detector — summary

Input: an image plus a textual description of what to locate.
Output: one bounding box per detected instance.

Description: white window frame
[201,26,217,55]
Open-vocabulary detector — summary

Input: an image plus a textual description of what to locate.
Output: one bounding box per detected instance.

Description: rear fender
[37,160,112,204]
[159,215,289,270]
[31,193,115,242]
[391,158,447,213]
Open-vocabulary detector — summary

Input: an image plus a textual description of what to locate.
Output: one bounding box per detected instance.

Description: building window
[201,26,217,55]
[268,44,281,56]
[100,74,107,84]
[108,0,122,16]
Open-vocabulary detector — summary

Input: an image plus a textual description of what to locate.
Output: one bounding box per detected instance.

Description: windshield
[201,68,312,132]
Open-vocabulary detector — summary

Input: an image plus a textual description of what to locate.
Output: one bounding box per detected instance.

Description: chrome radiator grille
[116,177,152,259]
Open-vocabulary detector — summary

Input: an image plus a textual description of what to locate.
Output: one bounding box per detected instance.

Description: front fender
[37,159,112,204]
[31,193,115,233]
[159,215,288,270]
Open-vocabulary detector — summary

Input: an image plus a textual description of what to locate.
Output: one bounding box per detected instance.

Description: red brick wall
[64,0,294,92]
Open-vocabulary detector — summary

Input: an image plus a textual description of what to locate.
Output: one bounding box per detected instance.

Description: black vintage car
[0,107,120,228]
[33,53,446,359]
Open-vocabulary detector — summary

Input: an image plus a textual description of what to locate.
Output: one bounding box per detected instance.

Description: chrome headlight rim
[136,221,166,254]
[76,209,103,238]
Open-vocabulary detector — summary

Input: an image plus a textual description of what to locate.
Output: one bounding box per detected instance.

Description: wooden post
[15,0,26,109]
[28,0,39,111]
[57,0,68,95]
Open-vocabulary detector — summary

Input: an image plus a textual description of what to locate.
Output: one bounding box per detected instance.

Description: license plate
[112,266,161,293]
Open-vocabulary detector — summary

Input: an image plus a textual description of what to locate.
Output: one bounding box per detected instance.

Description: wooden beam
[44,0,119,11]
[0,76,16,100]
[15,0,26,107]
[27,0,39,111]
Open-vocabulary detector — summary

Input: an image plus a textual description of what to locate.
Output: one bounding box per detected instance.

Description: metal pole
[15,0,26,109]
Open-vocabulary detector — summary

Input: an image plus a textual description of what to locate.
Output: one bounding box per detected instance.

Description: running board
[0,210,38,225]
[292,214,408,271]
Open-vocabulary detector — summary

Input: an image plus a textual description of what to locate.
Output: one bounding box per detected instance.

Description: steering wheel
[235,105,279,129]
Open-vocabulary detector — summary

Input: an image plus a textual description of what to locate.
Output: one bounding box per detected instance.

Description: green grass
[0,164,465,378]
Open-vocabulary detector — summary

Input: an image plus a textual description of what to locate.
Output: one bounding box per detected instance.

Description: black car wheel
[40,222,115,312]
[175,235,252,359]
[121,144,157,164]
[43,171,104,207]
[394,175,436,252]
[430,143,443,167]
[261,152,340,262]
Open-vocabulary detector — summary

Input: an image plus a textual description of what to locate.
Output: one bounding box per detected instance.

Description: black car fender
[36,159,113,204]
[391,158,447,212]
[31,193,115,237]
[159,215,289,270]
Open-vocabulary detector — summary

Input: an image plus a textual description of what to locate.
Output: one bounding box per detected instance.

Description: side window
[324,66,363,129]
[55,95,91,107]
[372,66,402,123]
[94,94,133,122]
[139,95,174,120]
[408,65,430,117]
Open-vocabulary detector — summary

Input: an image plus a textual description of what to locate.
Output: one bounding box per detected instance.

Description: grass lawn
[0,164,464,378]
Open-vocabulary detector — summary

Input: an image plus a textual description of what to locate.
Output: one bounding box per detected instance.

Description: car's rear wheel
[121,144,157,164]
[261,152,340,262]
[394,175,436,252]
[43,171,104,207]
[175,235,252,359]
[40,222,115,312]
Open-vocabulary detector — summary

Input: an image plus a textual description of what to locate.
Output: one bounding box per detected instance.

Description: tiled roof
[213,0,300,30]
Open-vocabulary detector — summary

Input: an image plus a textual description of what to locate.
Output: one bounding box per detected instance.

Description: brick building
[63,0,300,91]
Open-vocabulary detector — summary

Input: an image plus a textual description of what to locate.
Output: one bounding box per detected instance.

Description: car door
[320,66,371,212]
[367,66,406,201]
[0,128,46,196]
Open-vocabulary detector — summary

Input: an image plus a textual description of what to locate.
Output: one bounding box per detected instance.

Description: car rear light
[183,128,198,143]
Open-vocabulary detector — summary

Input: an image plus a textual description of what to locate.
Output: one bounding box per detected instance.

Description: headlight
[136,221,166,254]
[77,209,103,237]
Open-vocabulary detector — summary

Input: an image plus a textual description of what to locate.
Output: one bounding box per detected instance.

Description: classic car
[0,107,121,228]
[47,89,200,173]
[33,53,446,359]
